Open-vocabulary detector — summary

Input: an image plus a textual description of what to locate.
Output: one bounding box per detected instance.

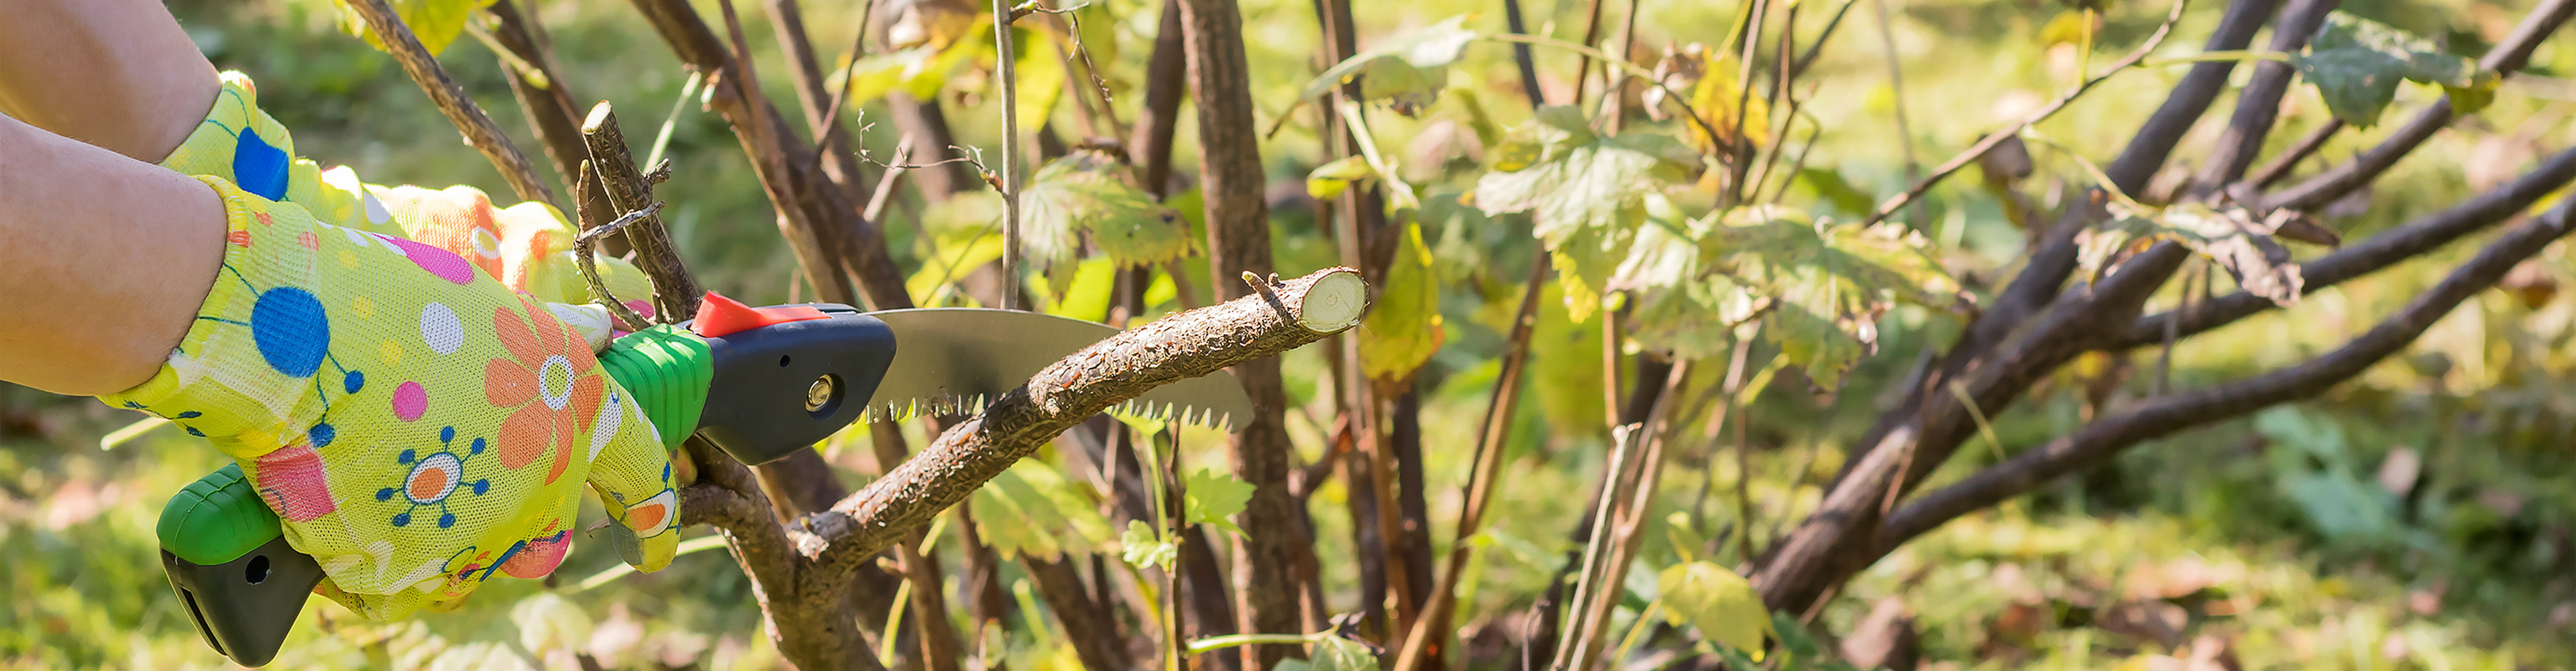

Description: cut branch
[804,268,1366,577]
[583,105,707,320]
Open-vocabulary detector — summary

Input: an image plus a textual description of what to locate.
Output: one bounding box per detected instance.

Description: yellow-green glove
[158,71,662,321]
[102,177,682,621]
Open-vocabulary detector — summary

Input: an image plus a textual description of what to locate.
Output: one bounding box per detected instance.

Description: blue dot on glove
[251,287,329,378]
[233,129,290,201]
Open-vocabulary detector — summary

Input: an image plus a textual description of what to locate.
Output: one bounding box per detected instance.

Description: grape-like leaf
[1297,15,1479,115]
[2080,202,2304,305]
[1184,468,1255,536]
[1613,197,1764,359]
[1476,106,1699,321]
[1360,223,1445,382]
[1020,149,1195,290]
[1118,521,1177,570]
[1693,207,1960,389]
[1658,561,1773,662]
[335,0,495,56]
[2292,12,2496,127]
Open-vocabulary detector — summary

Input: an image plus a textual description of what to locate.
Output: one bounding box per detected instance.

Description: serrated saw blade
[861,308,1256,429]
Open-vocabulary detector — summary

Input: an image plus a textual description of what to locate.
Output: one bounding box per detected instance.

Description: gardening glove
[157,71,663,322]
[99,177,682,621]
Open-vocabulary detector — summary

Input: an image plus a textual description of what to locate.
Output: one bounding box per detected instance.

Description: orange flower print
[482,297,605,484]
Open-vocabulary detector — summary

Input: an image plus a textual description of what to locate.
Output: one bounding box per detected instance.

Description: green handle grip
[158,324,714,667]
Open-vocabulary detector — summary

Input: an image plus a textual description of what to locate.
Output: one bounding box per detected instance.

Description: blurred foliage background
[7,0,2576,668]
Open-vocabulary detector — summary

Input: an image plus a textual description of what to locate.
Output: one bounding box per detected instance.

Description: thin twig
[1868,0,1921,228]
[1861,0,2190,227]
[574,199,667,331]
[993,0,1026,310]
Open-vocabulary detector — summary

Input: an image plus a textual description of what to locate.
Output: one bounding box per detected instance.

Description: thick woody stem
[339,0,557,207]
[802,268,1367,577]
[582,105,706,321]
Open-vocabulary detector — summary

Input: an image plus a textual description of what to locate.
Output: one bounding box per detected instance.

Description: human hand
[104,178,680,620]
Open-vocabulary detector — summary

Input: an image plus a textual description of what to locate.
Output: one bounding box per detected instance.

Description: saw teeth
[871,397,1237,430]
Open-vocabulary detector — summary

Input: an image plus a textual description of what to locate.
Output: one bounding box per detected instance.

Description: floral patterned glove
[101,107,686,620]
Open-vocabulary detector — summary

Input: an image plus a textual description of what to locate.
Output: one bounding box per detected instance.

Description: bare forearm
[0,0,217,161]
[0,113,224,395]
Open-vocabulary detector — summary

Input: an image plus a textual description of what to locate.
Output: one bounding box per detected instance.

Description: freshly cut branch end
[1294,269,1369,331]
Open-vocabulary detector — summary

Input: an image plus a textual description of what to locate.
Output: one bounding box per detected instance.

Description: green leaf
[1360,223,1444,382]
[1307,156,1376,201]
[1297,15,1479,115]
[1658,561,1773,661]
[335,0,495,56]
[2292,12,2492,127]
[2081,202,2304,305]
[972,459,1114,561]
[1118,520,1177,570]
[1797,168,1878,219]
[1613,197,1765,359]
[1690,208,1959,388]
[1184,468,1254,535]
[1475,106,1698,322]
[1020,149,1195,289]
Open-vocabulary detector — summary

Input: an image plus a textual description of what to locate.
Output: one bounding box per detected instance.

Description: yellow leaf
[1360,223,1444,382]
[1684,52,1770,154]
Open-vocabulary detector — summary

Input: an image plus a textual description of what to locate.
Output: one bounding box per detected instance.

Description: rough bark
[2188,0,2339,196]
[1175,0,1314,664]
[1130,0,1189,197]
[671,268,1368,670]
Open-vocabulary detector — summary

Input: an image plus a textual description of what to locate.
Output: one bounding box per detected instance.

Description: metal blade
[862,308,1255,430]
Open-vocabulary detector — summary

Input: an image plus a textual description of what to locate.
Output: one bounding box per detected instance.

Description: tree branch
[1882,197,2576,550]
[802,268,1366,580]
[340,0,557,207]
[2100,0,2280,194]
[2259,0,2576,211]
[2116,143,2576,348]
[2188,0,2339,196]
[1859,0,2187,227]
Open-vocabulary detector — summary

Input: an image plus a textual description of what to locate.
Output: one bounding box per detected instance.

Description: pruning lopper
[156,293,1252,667]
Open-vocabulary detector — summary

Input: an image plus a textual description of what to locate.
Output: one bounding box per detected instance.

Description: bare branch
[341,0,557,206]
[1882,199,2576,550]
[2188,0,2341,195]
[2116,144,2576,349]
[2101,0,2280,193]
[802,268,1366,578]
[2236,117,2341,191]
[1860,0,2188,227]
[2261,0,2576,211]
